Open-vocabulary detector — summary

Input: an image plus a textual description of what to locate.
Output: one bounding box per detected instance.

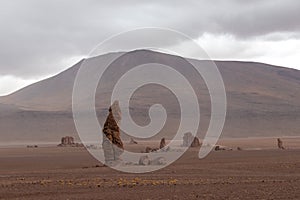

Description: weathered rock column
[159,138,166,149]
[102,101,124,165]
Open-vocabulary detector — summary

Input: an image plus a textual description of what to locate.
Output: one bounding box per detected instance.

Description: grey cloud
[0,0,299,78]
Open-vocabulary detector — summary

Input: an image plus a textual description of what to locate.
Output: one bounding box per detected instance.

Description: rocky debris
[144,146,159,153]
[102,101,124,165]
[159,138,166,149]
[142,139,168,153]
[237,146,243,151]
[191,137,201,147]
[129,138,138,144]
[26,145,38,148]
[215,145,226,151]
[215,145,232,151]
[58,136,83,147]
[138,156,166,166]
[150,157,167,165]
[183,132,201,147]
[277,138,285,149]
[139,155,151,165]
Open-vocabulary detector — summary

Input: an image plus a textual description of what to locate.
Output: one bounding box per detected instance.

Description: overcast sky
[0,0,300,95]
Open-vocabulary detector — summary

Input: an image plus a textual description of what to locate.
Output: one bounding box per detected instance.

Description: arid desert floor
[0,137,300,200]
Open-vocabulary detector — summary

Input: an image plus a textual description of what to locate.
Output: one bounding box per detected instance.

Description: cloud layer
[0,0,300,94]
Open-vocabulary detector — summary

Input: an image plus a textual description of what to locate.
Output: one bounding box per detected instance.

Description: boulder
[277,138,285,149]
[191,137,201,147]
[183,132,201,147]
[215,145,226,151]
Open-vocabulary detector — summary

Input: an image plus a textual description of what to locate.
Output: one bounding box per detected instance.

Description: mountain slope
[0,50,300,142]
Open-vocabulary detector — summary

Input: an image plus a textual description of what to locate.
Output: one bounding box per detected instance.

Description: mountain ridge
[0,49,299,142]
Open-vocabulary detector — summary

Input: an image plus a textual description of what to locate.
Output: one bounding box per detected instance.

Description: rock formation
[191,137,201,147]
[61,136,74,145]
[183,132,201,147]
[102,101,124,165]
[159,138,166,149]
[277,138,285,149]
[58,136,83,147]
[57,136,83,147]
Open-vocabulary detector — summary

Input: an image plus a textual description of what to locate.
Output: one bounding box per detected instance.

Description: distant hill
[0,50,300,143]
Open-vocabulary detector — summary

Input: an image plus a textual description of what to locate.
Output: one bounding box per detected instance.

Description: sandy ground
[0,138,300,200]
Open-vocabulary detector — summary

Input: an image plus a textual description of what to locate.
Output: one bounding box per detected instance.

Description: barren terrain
[0,138,299,200]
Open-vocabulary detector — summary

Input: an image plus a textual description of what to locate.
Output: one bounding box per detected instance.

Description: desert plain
[0,137,299,200]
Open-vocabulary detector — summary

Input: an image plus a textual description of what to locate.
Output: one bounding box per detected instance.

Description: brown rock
[102,101,124,164]
[62,136,74,145]
[183,132,201,147]
[215,145,226,151]
[191,137,201,147]
[58,136,75,146]
[145,146,152,153]
[159,138,166,149]
[27,145,38,148]
[277,138,285,149]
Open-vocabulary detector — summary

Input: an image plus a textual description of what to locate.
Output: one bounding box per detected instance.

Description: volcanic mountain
[0,50,300,143]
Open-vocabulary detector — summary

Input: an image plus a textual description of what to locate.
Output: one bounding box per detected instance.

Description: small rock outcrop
[58,136,83,147]
[183,132,201,147]
[102,101,124,165]
[61,136,74,145]
[277,138,285,149]
[159,138,166,149]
